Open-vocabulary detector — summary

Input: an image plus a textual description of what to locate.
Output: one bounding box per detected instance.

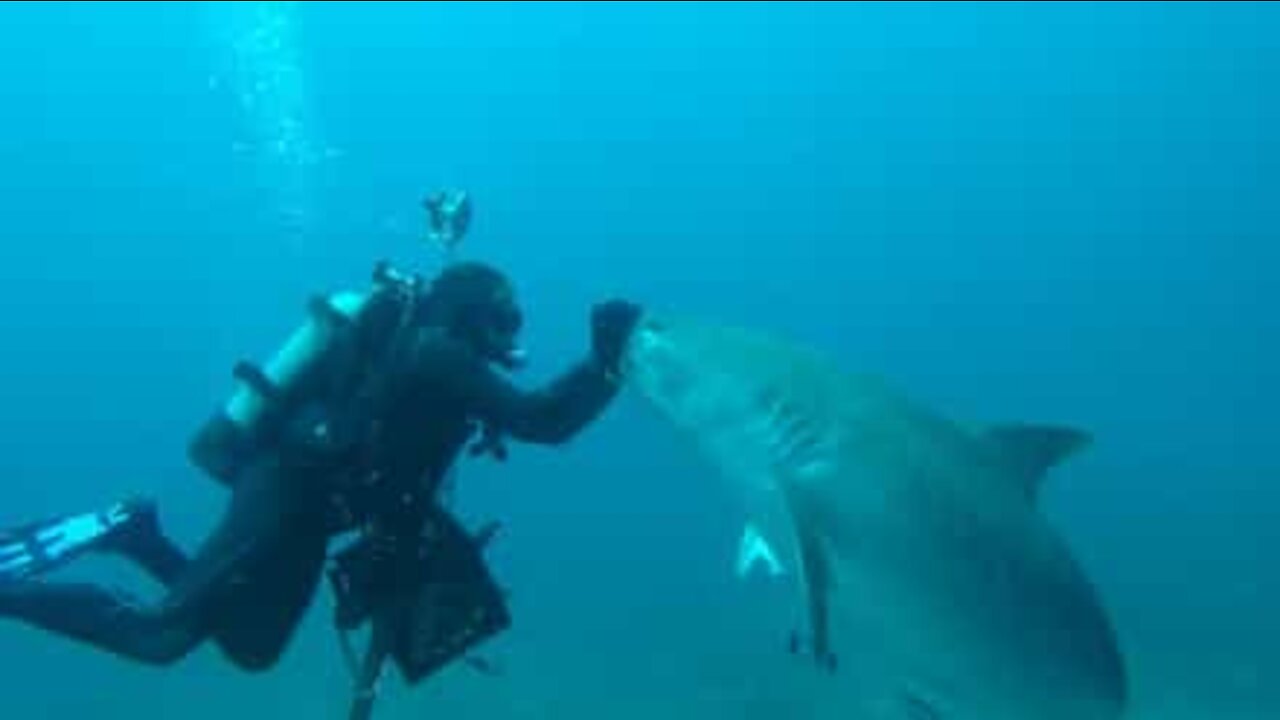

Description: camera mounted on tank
[370,187,475,307]
[371,259,425,301]
[423,189,472,257]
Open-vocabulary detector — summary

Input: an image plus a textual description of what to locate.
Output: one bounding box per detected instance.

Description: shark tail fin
[736,524,785,580]
[984,424,1092,501]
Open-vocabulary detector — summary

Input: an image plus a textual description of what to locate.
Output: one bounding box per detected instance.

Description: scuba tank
[190,189,473,486]
[188,261,423,486]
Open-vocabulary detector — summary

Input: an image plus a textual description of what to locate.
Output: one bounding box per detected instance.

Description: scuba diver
[0,193,642,715]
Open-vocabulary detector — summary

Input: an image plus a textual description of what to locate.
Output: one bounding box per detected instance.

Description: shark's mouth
[620,314,665,375]
[620,315,699,410]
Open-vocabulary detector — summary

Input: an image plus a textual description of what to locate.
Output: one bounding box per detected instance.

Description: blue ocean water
[0,2,1274,718]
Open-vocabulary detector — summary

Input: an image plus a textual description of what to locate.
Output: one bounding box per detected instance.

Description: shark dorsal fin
[984,424,1092,501]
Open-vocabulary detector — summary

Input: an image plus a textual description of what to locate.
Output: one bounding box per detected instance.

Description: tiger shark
[620,312,1128,720]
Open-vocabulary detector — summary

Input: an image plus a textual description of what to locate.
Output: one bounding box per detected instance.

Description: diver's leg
[206,518,329,672]
[0,521,326,672]
[0,478,321,670]
[97,498,191,586]
[0,579,207,666]
[0,495,276,667]
[179,456,333,672]
[0,500,144,580]
[0,498,190,586]
[0,460,317,668]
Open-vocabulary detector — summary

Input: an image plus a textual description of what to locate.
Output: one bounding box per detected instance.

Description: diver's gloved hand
[591,299,643,375]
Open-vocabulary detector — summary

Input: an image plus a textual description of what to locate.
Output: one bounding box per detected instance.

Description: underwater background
[0,2,1275,718]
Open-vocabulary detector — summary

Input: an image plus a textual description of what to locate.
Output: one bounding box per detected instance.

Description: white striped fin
[736,523,785,579]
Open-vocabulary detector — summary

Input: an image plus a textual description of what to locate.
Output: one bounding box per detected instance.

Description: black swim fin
[0,501,143,581]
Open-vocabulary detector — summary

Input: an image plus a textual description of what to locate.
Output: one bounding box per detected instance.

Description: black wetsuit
[0,326,620,671]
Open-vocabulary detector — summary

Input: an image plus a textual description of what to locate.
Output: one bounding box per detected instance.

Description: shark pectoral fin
[984,424,1092,501]
[796,521,838,673]
[781,487,838,673]
[735,524,785,579]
